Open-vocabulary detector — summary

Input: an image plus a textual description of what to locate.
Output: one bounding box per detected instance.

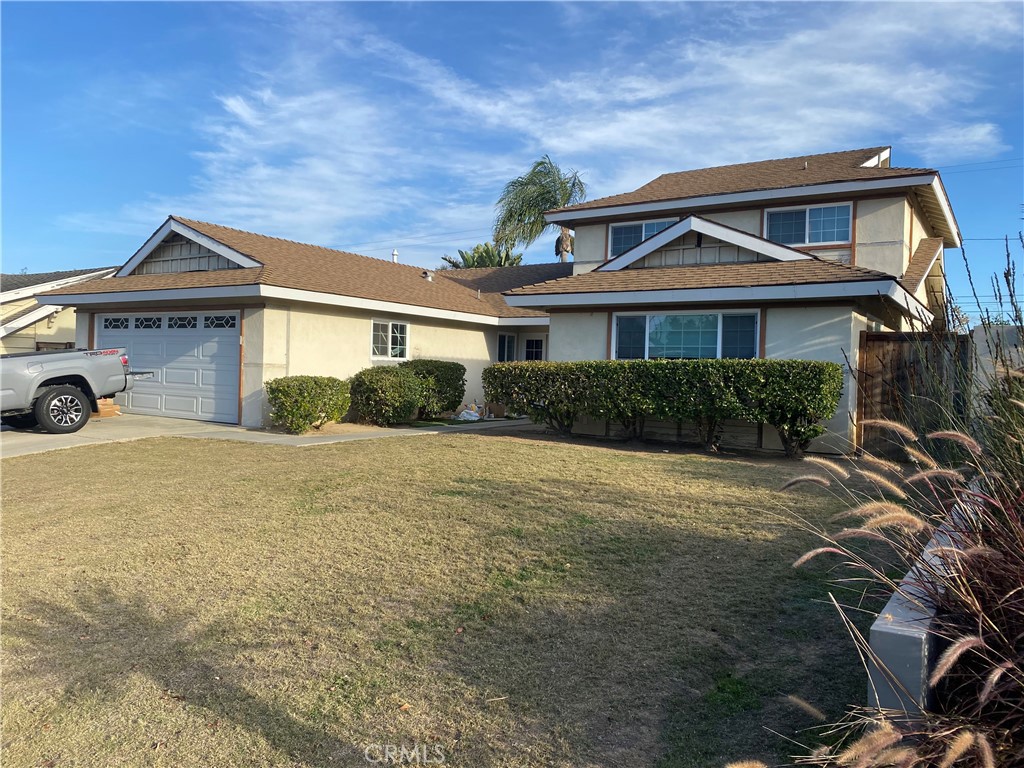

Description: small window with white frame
[524,338,545,361]
[371,319,409,359]
[609,218,677,258]
[614,311,758,360]
[765,203,851,246]
[497,333,517,362]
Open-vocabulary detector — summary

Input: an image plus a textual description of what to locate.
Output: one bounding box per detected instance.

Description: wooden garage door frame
[95,309,243,424]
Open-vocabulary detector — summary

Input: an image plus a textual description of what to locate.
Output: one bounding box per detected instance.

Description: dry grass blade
[725,762,769,768]
[929,636,987,688]
[856,469,908,499]
[834,528,889,542]
[974,732,995,768]
[904,468,965,485]
[860,419,918,442]
[804,456,851,479]
[926,430,983,457]
[903,445,939,469]
[872,747,918,768]
[858,454,904,475]
[793,547,847,568]
[937,729,975,768]
[979,661,1013,704]
[784,694,827,721]
[781,474,831,491]
[862,512,929,533]
[835,723,901,766]
[1009,398,1024,411]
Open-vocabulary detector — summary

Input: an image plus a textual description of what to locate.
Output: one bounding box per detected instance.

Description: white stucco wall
[573,224,606,264]
[855,197,906,275]
[547,312,609,361]
[764,305,863,453]
[703,209,761,235]
[0,303,80,354]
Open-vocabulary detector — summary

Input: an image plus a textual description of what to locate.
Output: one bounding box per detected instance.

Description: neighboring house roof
[551,147,926,213]
[1,267,117,294]
[903,237,944,292]
[507,260,894,296]
[39,217,554,321]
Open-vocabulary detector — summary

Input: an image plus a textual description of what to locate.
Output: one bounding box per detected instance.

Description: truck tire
[33,385,91,434]
[1,413,38,430]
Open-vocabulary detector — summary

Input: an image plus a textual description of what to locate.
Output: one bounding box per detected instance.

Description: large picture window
[614,312,758,360]
[609,219,676,258]
[766,204,851,246]
[497,333,516,362]
[371,320,408,359]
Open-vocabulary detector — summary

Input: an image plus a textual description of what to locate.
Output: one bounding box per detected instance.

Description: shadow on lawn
[422,475,860,767]
[3,584,364,764]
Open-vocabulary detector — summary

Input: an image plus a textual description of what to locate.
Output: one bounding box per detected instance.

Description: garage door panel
[96,312,239,424]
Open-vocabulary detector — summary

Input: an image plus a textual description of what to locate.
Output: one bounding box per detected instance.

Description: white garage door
[96,311,240,424]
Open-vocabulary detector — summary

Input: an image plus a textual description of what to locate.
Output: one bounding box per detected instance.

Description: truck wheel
[1,413,38,430]
[33,385,91,434]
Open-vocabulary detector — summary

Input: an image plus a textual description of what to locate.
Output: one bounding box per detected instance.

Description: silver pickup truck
[0,348,135,434]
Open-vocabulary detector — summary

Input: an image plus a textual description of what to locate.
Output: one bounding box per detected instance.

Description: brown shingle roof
[552,147,935,214]
[42,218,550,319]
[1,267,116,294]
[903,237,943,291]
[507,260,895,296]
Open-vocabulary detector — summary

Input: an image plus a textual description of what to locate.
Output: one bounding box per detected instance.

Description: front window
[609,219,676,257]
[614,312,758,360]
[372,320,408,359]
[497,333,516,362]
[766,204,851,246]
[524,338,544,361]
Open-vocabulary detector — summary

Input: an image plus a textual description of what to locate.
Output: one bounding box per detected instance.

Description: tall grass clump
[772,240,1024,767]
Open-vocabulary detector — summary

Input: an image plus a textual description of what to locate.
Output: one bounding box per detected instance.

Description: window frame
[607,217,678,259]
[524,337,545,361]
[497,333,517,363]
[611,310,760,361]
[763,202,852,247]
[370,318,410,361]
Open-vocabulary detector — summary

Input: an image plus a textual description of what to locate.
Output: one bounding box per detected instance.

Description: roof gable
[596,215,813,272]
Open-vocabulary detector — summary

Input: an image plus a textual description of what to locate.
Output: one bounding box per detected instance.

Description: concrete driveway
[0,413,528,458]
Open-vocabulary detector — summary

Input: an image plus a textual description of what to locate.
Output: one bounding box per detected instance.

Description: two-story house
[504,147,959,452]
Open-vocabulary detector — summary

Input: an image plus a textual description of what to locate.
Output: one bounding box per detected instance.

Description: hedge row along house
[39,146,957,452]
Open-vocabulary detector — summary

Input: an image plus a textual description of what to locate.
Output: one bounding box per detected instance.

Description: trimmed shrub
[398,359,467,418]
[734,359,844,457]
[350,366,423,426]
[484,358,844,455]
[264,375,351,434]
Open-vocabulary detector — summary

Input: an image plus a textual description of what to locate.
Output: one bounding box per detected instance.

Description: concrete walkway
[0,413,531,459]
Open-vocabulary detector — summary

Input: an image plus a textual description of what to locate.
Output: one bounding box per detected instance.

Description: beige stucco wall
[548,312,609,361]
[703,209,761,235]
[0,303,79,354]
[764,305,863,453]
[855,197,906,275]
[573,224,606,264]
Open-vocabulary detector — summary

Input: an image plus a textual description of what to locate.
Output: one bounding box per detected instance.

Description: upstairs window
[372,320,408,359]
[609,219,676,257]
[766,204,851,246]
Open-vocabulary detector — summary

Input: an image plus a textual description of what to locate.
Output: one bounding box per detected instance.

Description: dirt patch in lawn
[1,433,867,767]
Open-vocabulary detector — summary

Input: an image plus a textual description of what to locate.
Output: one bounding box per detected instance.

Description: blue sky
[3,2,1022,312]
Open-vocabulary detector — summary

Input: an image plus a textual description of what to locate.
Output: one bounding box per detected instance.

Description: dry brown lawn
[1,431,865,767]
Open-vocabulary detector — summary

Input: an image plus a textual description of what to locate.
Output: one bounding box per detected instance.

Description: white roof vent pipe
[422,270,433,282]
[392,249,399,263]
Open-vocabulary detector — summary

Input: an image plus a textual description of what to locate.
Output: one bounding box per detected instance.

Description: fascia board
[116,218,262,277]
[0,269,115,303]
[0,304,62,337]
[545,174,938,224]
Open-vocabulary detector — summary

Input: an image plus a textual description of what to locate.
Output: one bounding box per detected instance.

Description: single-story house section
[1,267,116,354]
[38,216,570,426]
[504,147,959,453]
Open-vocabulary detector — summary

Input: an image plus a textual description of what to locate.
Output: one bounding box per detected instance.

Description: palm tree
[440,242,523,269]
[493,155,587,263]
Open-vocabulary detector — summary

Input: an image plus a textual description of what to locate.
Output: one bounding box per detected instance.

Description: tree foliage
[440,242,522,269]
[493,155,586,262]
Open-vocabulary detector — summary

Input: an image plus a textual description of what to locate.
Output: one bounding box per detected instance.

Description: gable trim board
[546,175,960,248]
[0,268,115,304]
[37,284,550,327]
[117,218,262,276]
[506,279,933,326]
[1,304,62,338]
[598,215,813,271]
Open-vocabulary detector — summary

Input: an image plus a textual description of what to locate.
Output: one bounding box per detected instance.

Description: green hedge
[483,359,844,457]
[350,366,423,426]
[398,359,467,418]
[264,375,351,434]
